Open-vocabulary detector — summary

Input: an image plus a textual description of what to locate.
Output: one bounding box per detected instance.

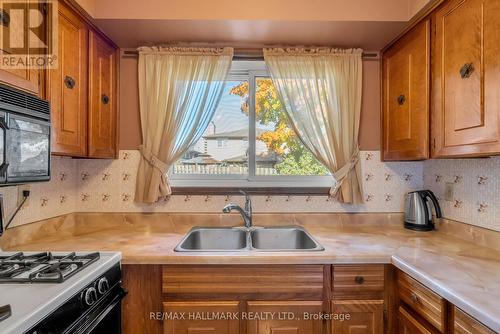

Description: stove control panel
[83,287,98,306]
[96,277,110,294]
[24,263,124,334]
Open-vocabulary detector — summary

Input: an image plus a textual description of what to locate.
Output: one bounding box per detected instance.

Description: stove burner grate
[0,252,100,283]
[0,264,20,277]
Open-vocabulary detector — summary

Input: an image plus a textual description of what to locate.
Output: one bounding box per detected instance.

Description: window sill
[171,187,330,196]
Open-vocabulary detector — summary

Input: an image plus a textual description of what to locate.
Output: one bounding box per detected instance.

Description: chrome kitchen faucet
[222,190,253,228]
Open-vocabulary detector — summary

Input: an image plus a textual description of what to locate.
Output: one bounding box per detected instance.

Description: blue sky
[209,81,274,135]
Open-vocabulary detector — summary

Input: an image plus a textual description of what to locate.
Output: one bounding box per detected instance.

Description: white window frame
[170,61,334,189]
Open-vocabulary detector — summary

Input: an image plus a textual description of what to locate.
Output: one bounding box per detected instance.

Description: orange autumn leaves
[229,79,296,155]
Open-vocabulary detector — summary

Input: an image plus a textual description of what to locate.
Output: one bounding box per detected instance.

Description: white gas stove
[0,251,123,334]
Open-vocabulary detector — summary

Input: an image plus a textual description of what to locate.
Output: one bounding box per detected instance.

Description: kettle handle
[423,190,442,218]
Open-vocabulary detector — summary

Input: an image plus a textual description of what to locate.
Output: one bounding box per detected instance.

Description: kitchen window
[171,61,332,191]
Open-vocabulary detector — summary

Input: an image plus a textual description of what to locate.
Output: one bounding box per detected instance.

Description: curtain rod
[122,48,379,60]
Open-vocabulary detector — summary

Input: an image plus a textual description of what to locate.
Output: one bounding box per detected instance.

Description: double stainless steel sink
[174,226,324,252]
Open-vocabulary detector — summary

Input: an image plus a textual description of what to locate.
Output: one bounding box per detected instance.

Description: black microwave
[0,84,51,185]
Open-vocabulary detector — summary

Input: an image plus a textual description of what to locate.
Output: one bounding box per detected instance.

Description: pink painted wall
[85,0,410,21]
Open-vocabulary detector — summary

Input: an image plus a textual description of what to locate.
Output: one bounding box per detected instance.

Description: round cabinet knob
[397,94,406,105]
[354,276,365,284]
[97,277,110,294]
[84,287,98,306]
[410,292,419,304]
[101,94,110,105]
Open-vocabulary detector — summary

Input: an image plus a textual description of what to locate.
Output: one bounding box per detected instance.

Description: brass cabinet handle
[64,76,76,89]
[460,63,474,79]
[354,276,365,284]
[397,94,406,105]
[101,94,110,105]
[410,292,419,303]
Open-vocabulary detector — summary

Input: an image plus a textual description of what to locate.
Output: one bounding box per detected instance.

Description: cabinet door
[454,307,495,334]
[0,67,41,96]
[432,0,500,157]
[398,307,439,334]
[47,2,88,156]
[88,30,117,158]
[0,0,43,95]
[163,301,240,334]
[247,301,323,334]
[331,300,383,334]
[382,19,430,161]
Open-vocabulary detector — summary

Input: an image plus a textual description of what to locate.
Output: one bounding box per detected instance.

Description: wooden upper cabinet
[432,0,500,157]
[88,30,118,158]
[163,301,240,334]
[0,67,41,97]
[382,19,430,161]
[47,1,88,156]
[331,300,384,334]
[0,0,44,96]
[247,301,323,334]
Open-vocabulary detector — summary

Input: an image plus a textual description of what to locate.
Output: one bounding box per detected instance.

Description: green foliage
[275,149,330,175]
[229,79,328,176]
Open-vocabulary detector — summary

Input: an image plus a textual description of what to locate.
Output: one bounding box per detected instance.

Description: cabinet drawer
[397,272,446,332]
[398,306,440,334]
[454,307,495,334]
[333,265,385,299]
[163,265,324,298]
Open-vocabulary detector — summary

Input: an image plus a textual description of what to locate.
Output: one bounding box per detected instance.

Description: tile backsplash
[2,150,423,228]
[424,157,500,232]
[3,150,499,231]
[0,156,78,229]
[77,150,422,214]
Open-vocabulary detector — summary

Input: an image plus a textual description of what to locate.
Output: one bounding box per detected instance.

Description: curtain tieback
[331,149,360,196]
[139,145,168,173]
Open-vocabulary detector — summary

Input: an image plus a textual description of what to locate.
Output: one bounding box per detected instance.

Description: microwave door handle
[0,118,8,175]
[424,191,442,218]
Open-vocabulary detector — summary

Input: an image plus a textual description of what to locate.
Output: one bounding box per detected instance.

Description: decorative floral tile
[424,157,500,231]
[2,150,498,232]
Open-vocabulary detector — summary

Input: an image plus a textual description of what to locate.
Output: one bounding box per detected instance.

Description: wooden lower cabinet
[331,300,384,334]
[398,307,439,334]
[163,301,240,334]
[246,301,323,334]
[453,307,495,334]
[122,265,163,334]
[397,271,446,332]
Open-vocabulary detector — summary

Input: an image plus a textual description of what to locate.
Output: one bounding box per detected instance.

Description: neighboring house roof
[183,149,204,158]
[181,153,219,165]
[203,128,268,139]
[224,151,279,163]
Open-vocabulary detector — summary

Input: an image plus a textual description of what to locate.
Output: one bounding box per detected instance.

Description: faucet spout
[222,191,253,228]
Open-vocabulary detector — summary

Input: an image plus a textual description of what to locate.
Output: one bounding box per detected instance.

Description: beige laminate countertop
[5,217,500,332]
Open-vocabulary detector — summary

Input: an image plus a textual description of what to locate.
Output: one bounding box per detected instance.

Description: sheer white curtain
[264,48,363,204]
[135,47,233,203]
